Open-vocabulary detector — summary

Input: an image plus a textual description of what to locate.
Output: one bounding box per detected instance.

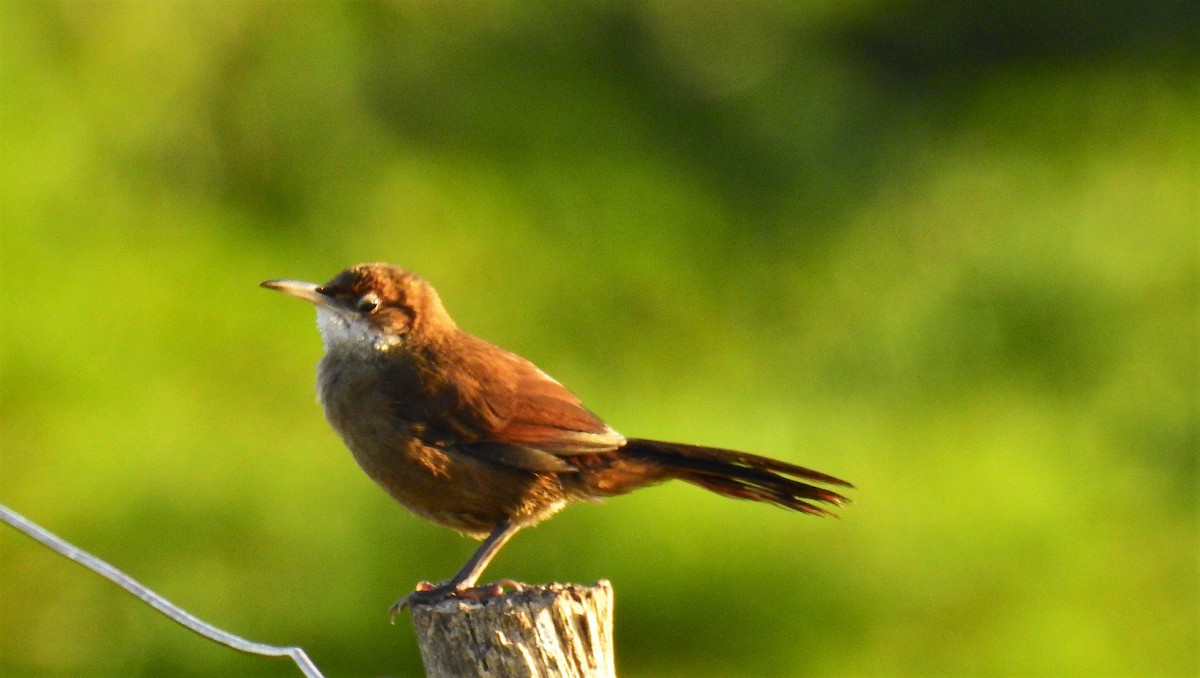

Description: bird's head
[261,263,456,353]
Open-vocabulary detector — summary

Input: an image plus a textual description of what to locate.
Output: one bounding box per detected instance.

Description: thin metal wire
[0,503,324,678]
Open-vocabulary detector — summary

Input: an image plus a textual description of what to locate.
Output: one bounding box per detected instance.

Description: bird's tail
[618,438,852,516]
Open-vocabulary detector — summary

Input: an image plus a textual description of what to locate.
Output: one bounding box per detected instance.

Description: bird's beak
[260,279,330,307]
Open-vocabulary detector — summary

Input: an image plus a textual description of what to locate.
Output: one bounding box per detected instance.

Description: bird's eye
[356,294,380,313]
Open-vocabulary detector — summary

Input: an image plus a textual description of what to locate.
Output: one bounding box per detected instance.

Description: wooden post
[410,581,615,678]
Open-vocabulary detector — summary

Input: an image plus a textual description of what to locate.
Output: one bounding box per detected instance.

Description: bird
[261,263,851,613]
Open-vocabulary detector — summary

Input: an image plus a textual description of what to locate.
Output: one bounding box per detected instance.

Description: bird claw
[388,579,526,622]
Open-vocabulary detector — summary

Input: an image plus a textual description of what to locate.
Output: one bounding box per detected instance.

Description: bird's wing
[432,335,626,471]
[491,363,626,454]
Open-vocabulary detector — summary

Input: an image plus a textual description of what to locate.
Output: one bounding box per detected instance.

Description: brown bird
[262,263,850,613]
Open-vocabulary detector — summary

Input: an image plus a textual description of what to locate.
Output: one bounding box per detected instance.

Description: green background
[1,2,1196,676]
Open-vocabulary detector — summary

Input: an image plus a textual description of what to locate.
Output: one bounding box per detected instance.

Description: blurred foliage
[1,1,1197,676]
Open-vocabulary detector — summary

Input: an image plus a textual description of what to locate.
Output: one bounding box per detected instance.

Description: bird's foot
[388,579,526,622]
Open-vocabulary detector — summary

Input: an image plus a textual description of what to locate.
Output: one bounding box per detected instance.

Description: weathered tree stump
[410,581,615,678]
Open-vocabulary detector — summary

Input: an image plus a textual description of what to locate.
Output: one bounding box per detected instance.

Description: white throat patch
[316,308,402,353]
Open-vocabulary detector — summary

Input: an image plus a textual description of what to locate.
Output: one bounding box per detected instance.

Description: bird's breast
[314,349,569,537]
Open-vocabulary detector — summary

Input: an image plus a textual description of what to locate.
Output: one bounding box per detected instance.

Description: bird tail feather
[619,438,852,516]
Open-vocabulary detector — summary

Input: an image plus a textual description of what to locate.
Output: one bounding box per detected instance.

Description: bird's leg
[442,517,521,590]
[389,518,522,619]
